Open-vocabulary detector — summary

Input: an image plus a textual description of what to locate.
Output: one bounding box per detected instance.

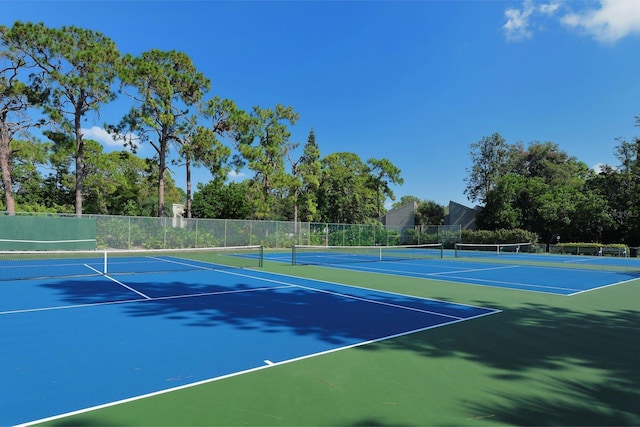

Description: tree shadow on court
[38,276,455,347]
[35,275,640,426]
[464,377,639,426]
[360,300,640,426]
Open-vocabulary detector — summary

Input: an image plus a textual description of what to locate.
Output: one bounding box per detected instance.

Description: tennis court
[0,248,497,426]
[266,245,640,296]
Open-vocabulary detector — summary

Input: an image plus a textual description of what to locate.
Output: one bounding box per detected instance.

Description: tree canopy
[0,20,405,224]
[1,22,121,215]
[4,20,640,247]
[471,136,633,244]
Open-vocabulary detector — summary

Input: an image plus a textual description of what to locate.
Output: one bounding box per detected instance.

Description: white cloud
[81,126,118,146]
[592,163,606,173]
[504,0,640,43]
[228,170,246,180]
[81,126,139,151]
[503,0,561,41]
[504,0,536,41]
[539,3,560,15]
[561,0,640,43]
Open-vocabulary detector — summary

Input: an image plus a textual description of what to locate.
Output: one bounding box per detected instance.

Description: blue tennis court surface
[265,250,640,295]
[0,266,497,426]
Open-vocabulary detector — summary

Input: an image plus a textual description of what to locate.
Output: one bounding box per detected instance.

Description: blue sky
[4,0,640,208]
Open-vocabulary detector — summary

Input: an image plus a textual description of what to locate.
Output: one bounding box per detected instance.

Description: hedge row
[552,242,629,256]
[461,229,539,245]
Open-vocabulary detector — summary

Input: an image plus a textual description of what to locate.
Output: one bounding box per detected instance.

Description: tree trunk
[186,156,192,219]
[0,123,16,215]
[158,141,166,217]
[75,114,84,217]
[75,150,83,217]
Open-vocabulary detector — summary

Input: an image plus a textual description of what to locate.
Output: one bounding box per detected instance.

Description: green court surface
[34,260,640,426]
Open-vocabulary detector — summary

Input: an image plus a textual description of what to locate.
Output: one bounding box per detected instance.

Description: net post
[292,245,296,266]
[259,245,264,268]
[439,244,443,259]
[103,250,108,274]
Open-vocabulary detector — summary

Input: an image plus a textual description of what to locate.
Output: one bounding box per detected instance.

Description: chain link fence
[1,212,461,250]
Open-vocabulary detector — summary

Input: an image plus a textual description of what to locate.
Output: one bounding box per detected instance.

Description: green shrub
[552,242,628,256]
[461,228,538,245]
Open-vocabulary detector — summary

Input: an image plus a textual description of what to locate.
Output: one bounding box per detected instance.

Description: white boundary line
[149,251,640,301]
[429,265,521,275]
[302,262,575,295]
[0,297,148,316]
[286,281,468,320]
[300,258,640,296]
[15,305,499,427]
[568,277,640,296]
[0,285,296,316]
[217,267,500,313]
[146,256,214,271]
[84,264,152,300]
[2,264,498,318]
[104,275,152,300]
[8,265,501,426]
[432,274,579,293]
[214,270,490,319]
[342,263,583,295]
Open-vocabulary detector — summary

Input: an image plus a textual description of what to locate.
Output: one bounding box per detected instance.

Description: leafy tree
[79,140,160,215]
[588,135,640,244]
[96,150,150,216]
[41,130,75,209]
[510,141,593,186]
[174,115,231,218]
[9,137,51,210]
[614,134,640,174]
[367,157,404,217]
[565,189,612,243]
[173,96,244,218]
[478,171,611,243]
[588,166,625,242]
[0,24,50,214]
[112,49,210,217]
[476,174,531,231]
[464,132,511,204]
[136,157,185,217]
[416,200,445,226]
[192,180,252,219]
[470,137,617,243]
[1,21,120,215]
[392,195,420,209]
[288,128,321,223]
[234,104,299,219]
[317,152,376,223]
[390,196,445,226]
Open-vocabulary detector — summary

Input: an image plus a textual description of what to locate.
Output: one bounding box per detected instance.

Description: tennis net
[292,243,443,266]
[454,242,532,258]
[0,245,263,281]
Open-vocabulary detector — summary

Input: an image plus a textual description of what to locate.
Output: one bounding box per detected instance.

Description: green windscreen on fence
[0,216,97,250]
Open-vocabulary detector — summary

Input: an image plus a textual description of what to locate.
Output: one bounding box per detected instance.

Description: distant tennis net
[0,245,263,281]
[292,244,443,266]
[454,242,532,258]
